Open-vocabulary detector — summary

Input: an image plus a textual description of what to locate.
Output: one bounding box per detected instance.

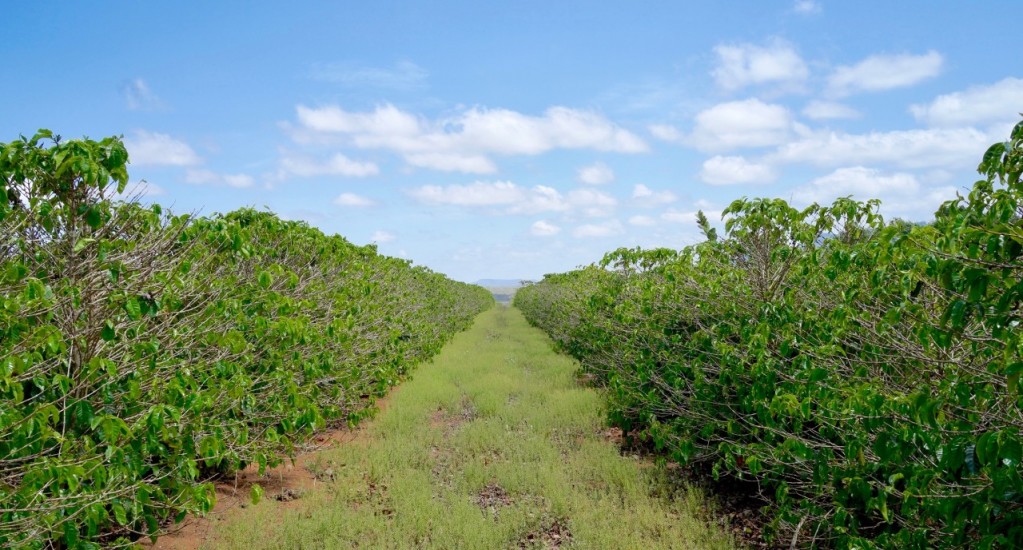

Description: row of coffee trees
[0,131,493,548]
[516,122,1023,548]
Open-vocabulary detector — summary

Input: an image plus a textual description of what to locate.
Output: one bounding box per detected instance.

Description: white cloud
[125,130,201,166]
[700,155,777,185]
[797,166,918,200]
[113,180,166,201]
[577,161,615,185]
[122,78,163,111]
[309,60,428,90]
[632,184,654,198]
[631,184,678,206]
[184,169,255,188]
[370,230,396,243]
[661,210,700,224]
[567,189,617,206]
[910,78,1023,127]
[649,124,683,142]
[333,192,376,207]
[455,106,648,154]
[297,103,421,136]
[407,181,617,217]
[628,215,657,226]
[565,188,618,217]
[712,39,809,92]
[691,99,797,151]
[530,220,561,236]
[572,220,623,238]
[292,103,647,174]
[793,0,821,14]
[828,51,943,96]
[223,174,255,188]
[409,181,526,207]
[802,100,860,120]
[509,185,570,215]
[793,166,957,219]
[279,153,379,178]
[770,127,991,169]
[405,153,496,174]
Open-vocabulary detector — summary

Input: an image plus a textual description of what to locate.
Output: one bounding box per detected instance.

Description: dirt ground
[144,392,396,550]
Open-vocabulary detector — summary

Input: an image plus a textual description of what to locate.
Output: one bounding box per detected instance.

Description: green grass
[205,305,734,549]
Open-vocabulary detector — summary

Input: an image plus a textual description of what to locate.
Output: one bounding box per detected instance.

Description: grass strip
[204,305,734,549]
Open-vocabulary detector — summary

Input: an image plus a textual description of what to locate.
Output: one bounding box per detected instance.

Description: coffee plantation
[0,131,493,548]
[515,121,1023,548]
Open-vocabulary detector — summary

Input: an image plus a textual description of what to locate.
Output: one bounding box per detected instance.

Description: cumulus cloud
[769,126,991,169]
[793,166,956,219]
[565,188,618,217]
[649,124,683,142]
[572,220,623,238]
[910,77,1023,127]
[309,60,428,90]
[405,153,496,174]
[712,39,809,92]
[802,100,860,120]
[577,161,615,185]
[113,181,166,201]
[797,166,918,200]
[700,155,777,185]
[509,186,571,215]
[530,220,561,236]
[297,103,420,136]
[122,78,163,111]
[124,130,202,166]
[661,210,700,224]
[628,215,657,226]
[292,103,647,174]
[409,181,527,207]
[333,192,376,207]
[690,99,797,151]
[184,169,255,188]
[631,184,678,206]
[827,51,943,96]
[279,153,379,178]
[370,230,396,243]
[407,181,617,217]
[793,0,821,14]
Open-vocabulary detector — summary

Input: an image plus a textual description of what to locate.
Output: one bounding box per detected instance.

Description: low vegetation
[205,306,732,549]
[515,122,1023,548]
[0,131,492,548]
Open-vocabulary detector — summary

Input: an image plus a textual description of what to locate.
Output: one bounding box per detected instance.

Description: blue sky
[3,1,1021,282]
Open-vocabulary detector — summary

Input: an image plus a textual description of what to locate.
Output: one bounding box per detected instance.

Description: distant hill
[475,279,529,288]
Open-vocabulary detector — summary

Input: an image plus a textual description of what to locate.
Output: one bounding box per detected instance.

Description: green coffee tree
[1,131,492,548]
[516,121,1023,548]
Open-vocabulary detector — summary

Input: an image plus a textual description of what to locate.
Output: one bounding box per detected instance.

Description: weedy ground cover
[202,306,733,549]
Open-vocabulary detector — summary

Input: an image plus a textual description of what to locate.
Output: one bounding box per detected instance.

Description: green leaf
[999,432,1022,466]
[64,521,80,547]
[101,320,116,341]
[125,297,142,320]
[85,206,102,229]
[54,374,72,396]
[74,401,94,428]
[250,483,264,505]
[257,271,272,289]
[977,432,997,466]
[72,238,95,253]
[112,501,128,525]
